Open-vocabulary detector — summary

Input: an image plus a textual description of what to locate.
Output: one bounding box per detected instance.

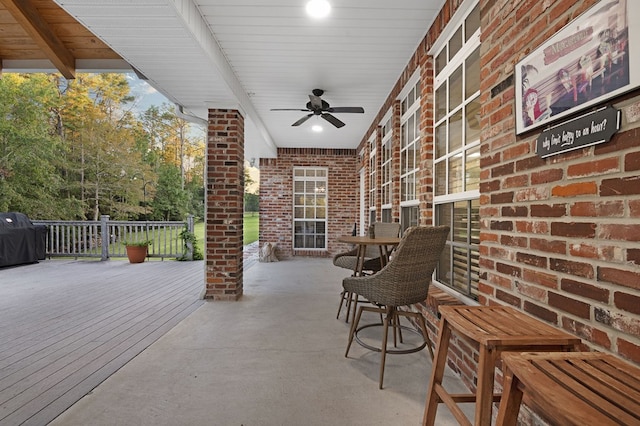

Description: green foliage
[244,192,259,212]
[123,240,152,247]
[243,213,259,245]
[0,72,205,221]
[177,226,203,261]
[0,74,84,218]
[151,164,189,220]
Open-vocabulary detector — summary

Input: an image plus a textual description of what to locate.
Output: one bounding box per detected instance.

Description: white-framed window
[400,71,421,232]
[432,0,481,300]
[368,132,377,211]
[380,112,393,209]
[293,167,327,250]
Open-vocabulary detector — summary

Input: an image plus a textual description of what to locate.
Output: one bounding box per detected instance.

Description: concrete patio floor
[47,257,472,426]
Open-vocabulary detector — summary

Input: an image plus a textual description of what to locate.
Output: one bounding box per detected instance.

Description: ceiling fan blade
[321,113,345,128]
[329,107,364,113]
[308,94,323,110]
[271,108,309,111]
[292,114,313,126]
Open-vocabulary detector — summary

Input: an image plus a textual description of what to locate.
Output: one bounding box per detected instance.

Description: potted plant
[124,240,152,263]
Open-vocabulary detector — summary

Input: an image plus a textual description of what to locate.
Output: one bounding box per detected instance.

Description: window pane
[465,4,480,41]
[449,154,463,193]
[436,48,447,75]
[435,122,447,158]
[465,47,480,98]
[401,205,419,233]
[449,65,463,112]
[435,160,447,196]
[436,203,452,285]
[452,246,470,294]
[408,144,416,170]
[408,114,415,143]
[466,147,480,191]
[435,84,447,122]
[449,26,462,60]
[453,201,468,243]
[449,109,463,152]
[470,199,480,245]
[465,99,481,145]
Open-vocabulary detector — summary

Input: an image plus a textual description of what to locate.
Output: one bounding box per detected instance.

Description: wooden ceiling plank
[0,0,75,78]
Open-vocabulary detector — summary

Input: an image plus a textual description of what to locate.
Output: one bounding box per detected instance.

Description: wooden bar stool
[496,352,640,426]
[422,305,581,426]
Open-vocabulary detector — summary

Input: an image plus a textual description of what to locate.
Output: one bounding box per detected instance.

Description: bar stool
[422,305,581,426]
[495,352,640,426]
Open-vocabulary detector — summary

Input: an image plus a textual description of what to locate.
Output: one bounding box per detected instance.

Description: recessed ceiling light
[306,0,331,19]
[312,125,323,132]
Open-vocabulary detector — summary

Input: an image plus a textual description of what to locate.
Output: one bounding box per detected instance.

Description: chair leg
[379,307,393,389]
[350,293,359,324]
[345,305,364,358]
[336,290,346,319]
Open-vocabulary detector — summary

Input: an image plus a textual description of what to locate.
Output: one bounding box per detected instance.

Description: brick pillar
[204,108,244,300]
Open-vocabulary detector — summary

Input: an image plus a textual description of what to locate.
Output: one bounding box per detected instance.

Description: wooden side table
[422,305,582,426]
[495,352,640,426]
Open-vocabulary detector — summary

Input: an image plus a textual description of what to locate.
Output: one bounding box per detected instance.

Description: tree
[58,73,149,220]
[151,164,188,220]
[0,74,83,218]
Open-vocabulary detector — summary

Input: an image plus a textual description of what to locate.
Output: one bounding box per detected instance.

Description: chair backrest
[366,225,450,306]
[364,222,400,258]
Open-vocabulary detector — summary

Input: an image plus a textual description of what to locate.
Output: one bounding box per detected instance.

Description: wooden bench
[423,305,582,426]
[496,352,640,426]
[426,287,462,316]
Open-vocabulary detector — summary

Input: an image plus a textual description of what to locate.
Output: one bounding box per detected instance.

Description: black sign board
[535,106,621,158]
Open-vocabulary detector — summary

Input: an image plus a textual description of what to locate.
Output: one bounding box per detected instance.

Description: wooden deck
[0,259,205,425]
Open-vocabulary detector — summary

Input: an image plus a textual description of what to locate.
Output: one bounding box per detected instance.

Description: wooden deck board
[0,259,204,425]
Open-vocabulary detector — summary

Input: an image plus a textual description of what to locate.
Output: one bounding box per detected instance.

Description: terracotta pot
[125,245,148,263]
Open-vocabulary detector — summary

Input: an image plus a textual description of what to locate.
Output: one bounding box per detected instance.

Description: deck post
[100,215,109,261]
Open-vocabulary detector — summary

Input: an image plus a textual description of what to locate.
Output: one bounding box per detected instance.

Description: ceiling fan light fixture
[306,0,331,19]
[312,125,323,132]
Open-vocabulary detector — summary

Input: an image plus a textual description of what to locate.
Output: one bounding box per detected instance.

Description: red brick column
[204,108,244,300]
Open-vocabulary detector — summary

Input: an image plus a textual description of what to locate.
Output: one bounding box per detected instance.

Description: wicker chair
[343,225,450,389]
[333,222,401,322]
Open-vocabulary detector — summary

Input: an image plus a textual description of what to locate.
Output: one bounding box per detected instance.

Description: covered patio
[0,258,470,425]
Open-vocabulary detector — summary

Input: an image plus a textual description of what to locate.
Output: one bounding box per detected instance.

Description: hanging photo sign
[535,106,621,158]
[515,0,640,135]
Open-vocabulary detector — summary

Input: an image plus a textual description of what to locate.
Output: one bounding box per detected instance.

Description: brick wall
[480,0,640,365]
[351,0,639,423]
[259,148,358,258]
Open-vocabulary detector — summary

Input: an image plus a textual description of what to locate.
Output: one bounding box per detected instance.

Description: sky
[126,73,175,116]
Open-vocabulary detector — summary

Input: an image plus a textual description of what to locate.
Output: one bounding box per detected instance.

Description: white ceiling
[53,0,444,160]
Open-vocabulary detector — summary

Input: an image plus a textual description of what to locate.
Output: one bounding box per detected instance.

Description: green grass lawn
[193,212,259,248]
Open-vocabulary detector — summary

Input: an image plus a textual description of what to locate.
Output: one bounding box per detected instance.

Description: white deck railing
[32,215,194,260]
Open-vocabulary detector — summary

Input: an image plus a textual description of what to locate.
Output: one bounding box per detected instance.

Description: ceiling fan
[271,89,364,128]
